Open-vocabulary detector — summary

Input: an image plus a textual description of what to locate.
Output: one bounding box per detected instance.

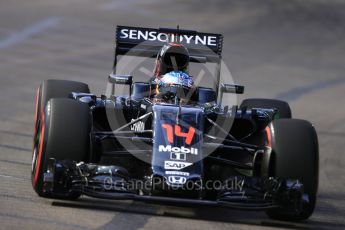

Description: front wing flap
[43,159,308,212]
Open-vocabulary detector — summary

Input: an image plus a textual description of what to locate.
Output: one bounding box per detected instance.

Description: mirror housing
[219,83,245,106]
[220,83,244,94]
[108,74,133,85]
[108,73,133,97]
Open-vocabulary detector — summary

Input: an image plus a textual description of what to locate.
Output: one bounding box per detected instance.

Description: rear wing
[113,26,223,73]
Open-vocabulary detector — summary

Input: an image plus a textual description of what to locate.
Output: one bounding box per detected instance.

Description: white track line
[0,17,60,49]
[0,174,29,181]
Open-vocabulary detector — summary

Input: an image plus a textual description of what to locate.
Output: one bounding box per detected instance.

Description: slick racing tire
[40,79,90,109]
[240,98,292,118]
[32,98,91,199]
[33,79,90,142]
[265,119,319,221]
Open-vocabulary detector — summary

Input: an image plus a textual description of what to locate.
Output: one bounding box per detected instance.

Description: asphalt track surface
[0,0,345,229]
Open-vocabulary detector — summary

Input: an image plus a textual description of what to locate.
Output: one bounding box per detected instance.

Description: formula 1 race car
[31,26,319,221]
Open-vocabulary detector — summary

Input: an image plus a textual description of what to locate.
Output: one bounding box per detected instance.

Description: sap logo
[159,145,198,155]
[168,176,187,185]
[130,119,145,132]
[164,161,192,170]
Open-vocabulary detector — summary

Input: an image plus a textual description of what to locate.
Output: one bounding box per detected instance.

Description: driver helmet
[154,71,194,103]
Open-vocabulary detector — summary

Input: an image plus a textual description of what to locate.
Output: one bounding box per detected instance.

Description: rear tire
[33,79,90,143]
[265,119,319,221]
[240,98,291,118]
[40,79,90,109]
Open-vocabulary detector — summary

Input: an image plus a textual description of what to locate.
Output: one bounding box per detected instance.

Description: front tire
[266,119,319,221]
[32,98,91,198]
[32,80,90,198]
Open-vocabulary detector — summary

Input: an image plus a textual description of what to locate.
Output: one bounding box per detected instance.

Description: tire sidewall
[266,119,319,221]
